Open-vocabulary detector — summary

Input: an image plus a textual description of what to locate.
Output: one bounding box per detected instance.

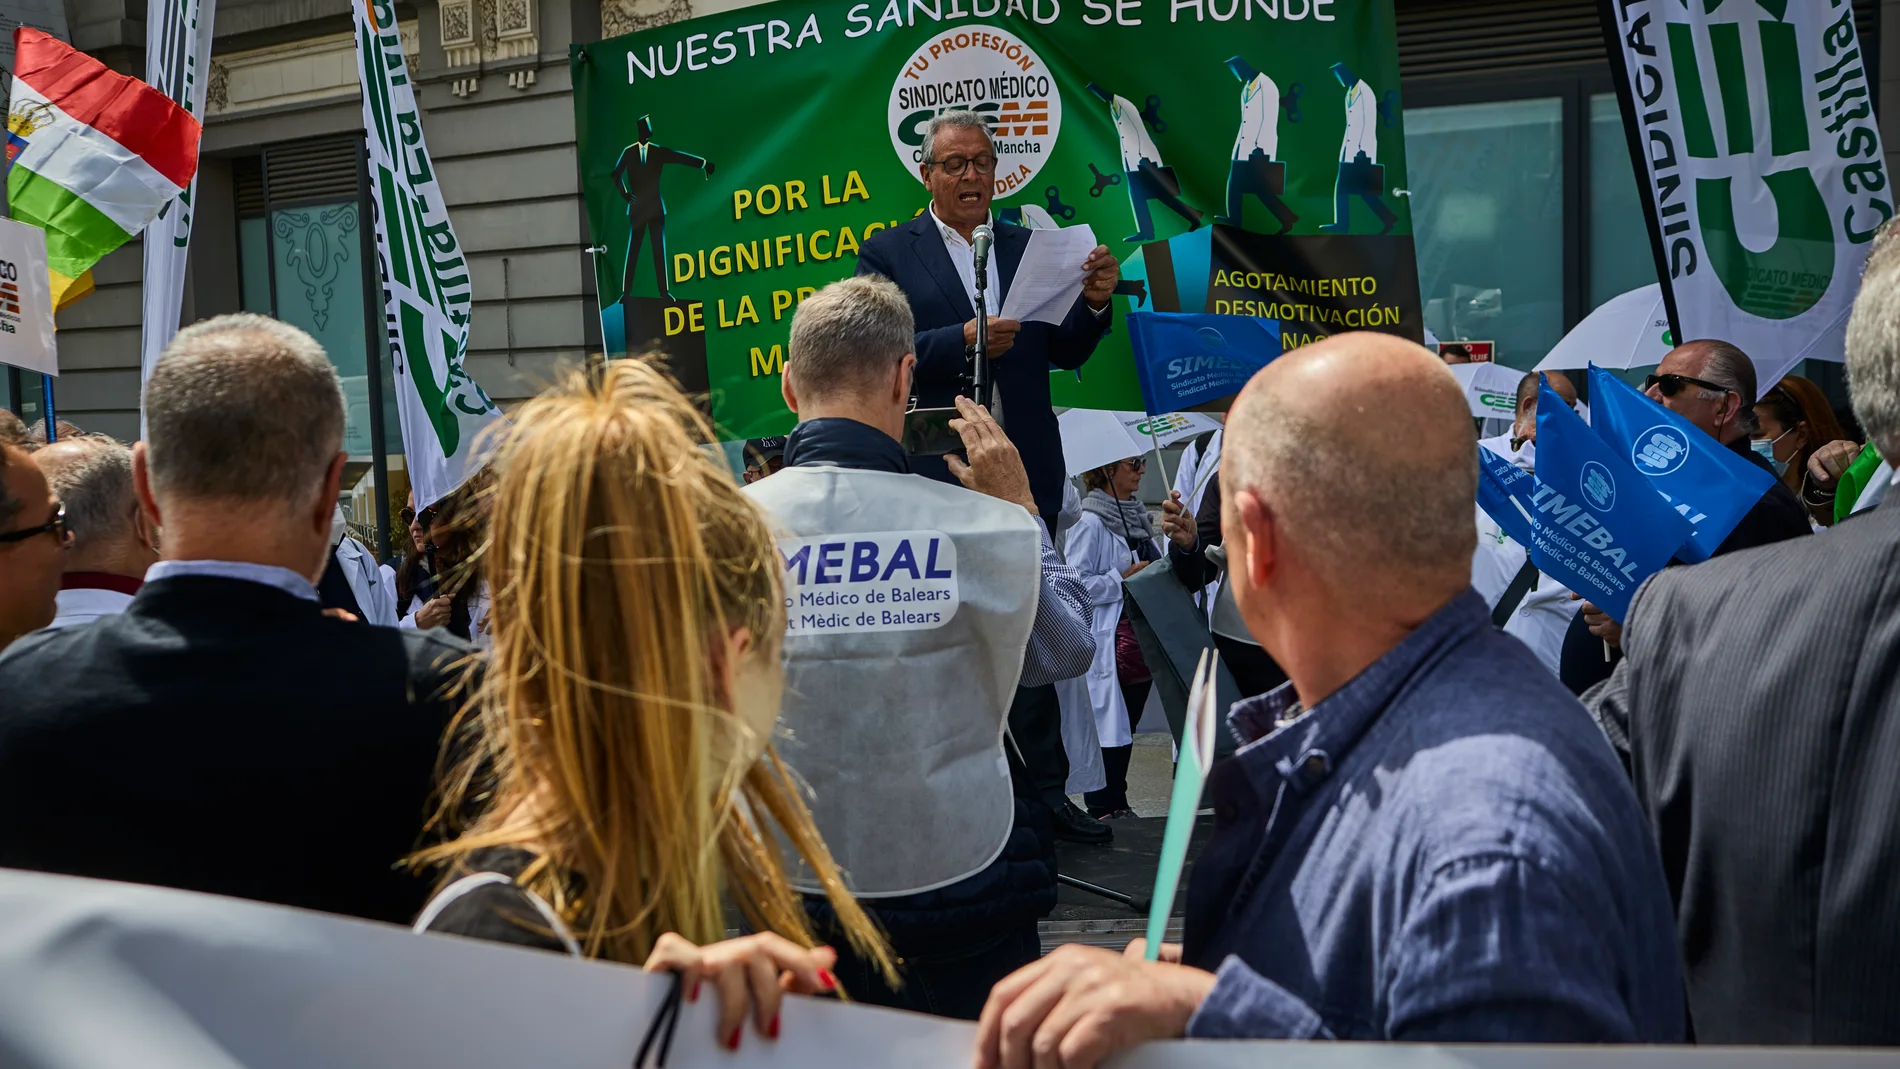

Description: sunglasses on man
[0,502,67,546]
[1643,372,1732,398]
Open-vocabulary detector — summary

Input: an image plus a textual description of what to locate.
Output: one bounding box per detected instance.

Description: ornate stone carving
[439,0,471,45]
[206,60,228,112]
[440,0,481,68]
[444,0,537,92]
[205,27,417,116]
[477,0,499,50]
[499,0,530,35]
[600,0,691,39]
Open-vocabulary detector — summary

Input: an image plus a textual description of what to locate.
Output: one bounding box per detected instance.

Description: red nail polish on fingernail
[689,979,701,1002]
[727,1026,743,1051]
[818,969,837,991]
[768,1013,780,1040]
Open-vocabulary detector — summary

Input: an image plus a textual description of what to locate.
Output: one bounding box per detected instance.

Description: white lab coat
[1054,513,1156,752]
[1173,429,1223,515]
[1339,79,1377,163]
[1231,73,1280,160]
[398,578,492,650]
[1110,93,1163,173]
[1172,431,1223,624]
[334,536,400,627]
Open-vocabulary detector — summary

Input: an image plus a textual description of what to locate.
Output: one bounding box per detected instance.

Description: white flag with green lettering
[1605,1,1890,386]
[354,0,501,508]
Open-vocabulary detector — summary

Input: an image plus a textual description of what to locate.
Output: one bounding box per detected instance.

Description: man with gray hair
[1581,251,1900,1043]
[857,109,1121,525]
[31,435,159,628]
[0,313,470,925]
[748,274,1092,1020]
[978,333,1684,1063]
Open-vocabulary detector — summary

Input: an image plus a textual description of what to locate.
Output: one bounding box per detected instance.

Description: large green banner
[573,0,1420,438]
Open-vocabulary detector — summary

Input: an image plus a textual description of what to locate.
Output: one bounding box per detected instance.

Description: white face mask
[1750,428,1794,474]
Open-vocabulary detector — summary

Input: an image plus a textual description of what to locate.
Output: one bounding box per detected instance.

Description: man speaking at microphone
[858,108,1122,844]
[858,110,1121,521]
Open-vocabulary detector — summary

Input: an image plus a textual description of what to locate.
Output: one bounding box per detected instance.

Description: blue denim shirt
[1182,589,1685,1042]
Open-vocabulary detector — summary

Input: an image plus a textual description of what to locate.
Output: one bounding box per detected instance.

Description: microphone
[971,223,994,273]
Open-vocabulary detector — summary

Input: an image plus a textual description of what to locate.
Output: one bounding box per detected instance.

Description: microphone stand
[972,239,992,411]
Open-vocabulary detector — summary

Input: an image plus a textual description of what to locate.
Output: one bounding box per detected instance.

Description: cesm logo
[888,27,1061,199]
[1632,425,1691,476]
[1580,461,1617,513]
[1134,413,1194,437]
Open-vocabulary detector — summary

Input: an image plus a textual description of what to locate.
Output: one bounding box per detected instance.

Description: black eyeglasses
[400,506,416,525]
[0,502,66,545]
[928,154,997,177]
[1644,372,1732,398]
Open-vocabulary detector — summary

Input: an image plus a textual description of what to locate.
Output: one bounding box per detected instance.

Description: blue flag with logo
[1475,382,1693,622]
[1126,312,1281,415]
[1587,365,1777,563]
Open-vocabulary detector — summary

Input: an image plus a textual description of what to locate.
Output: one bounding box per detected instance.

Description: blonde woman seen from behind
[412,361,894,1051]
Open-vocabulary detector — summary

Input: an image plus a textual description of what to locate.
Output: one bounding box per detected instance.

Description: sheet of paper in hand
[999,224,1100,326]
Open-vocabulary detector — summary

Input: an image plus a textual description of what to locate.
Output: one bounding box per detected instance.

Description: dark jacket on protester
[779,418,1059,938]
[856,215,1111,521]
[1163,471,1289,699]
[0,575,472,925]
[1584,496,1900,1044]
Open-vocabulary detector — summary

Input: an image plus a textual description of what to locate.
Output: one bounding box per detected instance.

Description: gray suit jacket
[1588,499,1900,1044]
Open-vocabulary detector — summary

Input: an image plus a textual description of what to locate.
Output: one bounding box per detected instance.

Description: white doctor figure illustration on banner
[1218,55,1298,235]
[1321,61,1398,235]
[1088,81,1205,243]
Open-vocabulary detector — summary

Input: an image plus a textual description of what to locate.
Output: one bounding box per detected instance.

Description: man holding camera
[752,274,1092,1018]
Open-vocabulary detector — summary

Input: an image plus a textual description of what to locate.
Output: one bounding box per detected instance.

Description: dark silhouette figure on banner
[1087,82,1203,243]
[1319,62,1397,236]
[1217,56,1298,235]
[612,115,713,301]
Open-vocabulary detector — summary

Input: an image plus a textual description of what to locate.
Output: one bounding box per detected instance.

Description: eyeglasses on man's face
[1644,372,1732,399]
[928,154,998,178]
[0,501,67,546]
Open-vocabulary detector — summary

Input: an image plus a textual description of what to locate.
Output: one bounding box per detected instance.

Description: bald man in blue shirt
[977,333,1684,1066]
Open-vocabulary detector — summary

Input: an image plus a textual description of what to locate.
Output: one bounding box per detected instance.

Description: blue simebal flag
[1587,365,1777,563]
[1126,311,1280,416]
[1475,381,1693,622]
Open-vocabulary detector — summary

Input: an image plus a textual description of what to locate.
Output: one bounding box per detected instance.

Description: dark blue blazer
[856,214,1111,519]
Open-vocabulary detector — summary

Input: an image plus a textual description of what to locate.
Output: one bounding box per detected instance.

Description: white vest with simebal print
[746,465,1040,897]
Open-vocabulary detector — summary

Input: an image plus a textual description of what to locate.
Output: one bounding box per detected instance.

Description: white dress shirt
[1109,93,1162,172]
[47,587,135,629]
[930,206,1000,317]
[146,559,319,602]
[1340,79,1377,163]
[1232,73,1280,161]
